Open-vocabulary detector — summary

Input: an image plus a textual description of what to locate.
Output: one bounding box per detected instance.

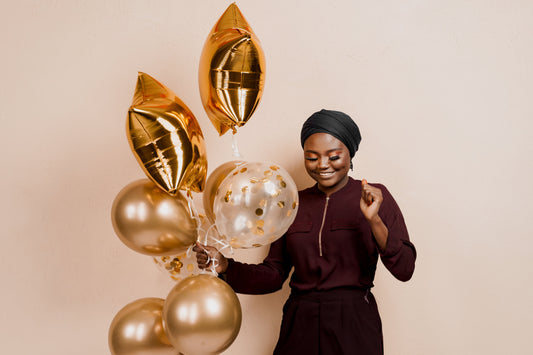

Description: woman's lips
[317,171,335,177]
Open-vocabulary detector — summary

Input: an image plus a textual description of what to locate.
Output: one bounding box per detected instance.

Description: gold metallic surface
[163,274,242,355]
[108,298,177,355]
[199,3,265,135]
[202,160,243,224]
[111,179,197,256]
[213,162,299,248]
[128,72,207,194]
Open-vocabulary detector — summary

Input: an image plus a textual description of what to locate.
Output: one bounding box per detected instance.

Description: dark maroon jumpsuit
[223,177,416,354]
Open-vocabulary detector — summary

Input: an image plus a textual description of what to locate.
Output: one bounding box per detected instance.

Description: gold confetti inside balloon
[128,72,207,194]
[213,162,299,248]
[111,179,198,256]
[163,274,242,355]
[153,252,199,282]
[202,160,244,224]
[108,298,177,355]
[199,3,266,136]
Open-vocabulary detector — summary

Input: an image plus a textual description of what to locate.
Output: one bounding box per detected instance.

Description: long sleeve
[376,184,417,281]
[223,179,416,294]
[224,235,293,294]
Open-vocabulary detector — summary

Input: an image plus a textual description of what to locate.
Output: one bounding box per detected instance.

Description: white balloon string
[183,192,234,276]
[231,132,243,159]
[199,223,233,276]
[209,254,219,275]
[205,223,233,256]
[191,242,217,276]
[185,191,203,243]
[184,191,219,276]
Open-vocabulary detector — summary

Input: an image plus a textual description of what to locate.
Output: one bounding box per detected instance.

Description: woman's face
[303,132,351,195]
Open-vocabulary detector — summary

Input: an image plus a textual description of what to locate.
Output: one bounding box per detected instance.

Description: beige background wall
[2,0,532,354]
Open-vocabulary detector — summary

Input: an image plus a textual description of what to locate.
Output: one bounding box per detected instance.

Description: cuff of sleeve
[379,237,403,258]
[218,258,235,282]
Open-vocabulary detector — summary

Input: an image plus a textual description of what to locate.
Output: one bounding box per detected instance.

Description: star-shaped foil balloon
[199,3,266,136]
[127,72,207,194]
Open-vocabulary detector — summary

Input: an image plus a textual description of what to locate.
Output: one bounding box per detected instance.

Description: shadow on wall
[282,151,315,191]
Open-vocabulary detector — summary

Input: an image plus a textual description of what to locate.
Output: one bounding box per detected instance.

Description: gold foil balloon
[203,160,244,224]
[111,179,198,256]
[163,274,242,355]
[199,3,266,135]
[128,72,207,194]
[108,298,178,355]
[213,162,299,248]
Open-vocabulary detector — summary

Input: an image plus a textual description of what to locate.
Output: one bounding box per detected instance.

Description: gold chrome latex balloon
[128,72,207,194]
[163,274,242,355]
[111,179,198,256]
[202,160,244,224]
[213,162,299,248]
[108,298,178,355]
[199,3,266,135]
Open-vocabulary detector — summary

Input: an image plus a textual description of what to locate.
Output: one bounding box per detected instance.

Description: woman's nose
[318,156,329,168]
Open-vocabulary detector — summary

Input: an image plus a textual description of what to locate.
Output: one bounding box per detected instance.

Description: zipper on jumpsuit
[318,196,330,256]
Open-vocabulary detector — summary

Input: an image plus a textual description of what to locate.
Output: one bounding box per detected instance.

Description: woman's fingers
[193,241,229,274]
[361,179,382,205]
[193,242,227,272]
[361,179,374,205]
[193,242,211,269]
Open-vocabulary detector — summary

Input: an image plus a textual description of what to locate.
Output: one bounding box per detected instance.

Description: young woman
[194,109,417,355]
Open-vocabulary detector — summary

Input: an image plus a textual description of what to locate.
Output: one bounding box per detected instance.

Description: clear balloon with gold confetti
[153,252,199,283]
[213,162,298,248]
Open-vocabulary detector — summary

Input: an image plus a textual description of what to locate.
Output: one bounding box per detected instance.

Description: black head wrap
[300,109,362,157]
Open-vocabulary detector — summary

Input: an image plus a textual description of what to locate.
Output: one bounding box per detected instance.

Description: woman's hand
[360,179,383,222]
[192,242,229,274]
[360,179,389,251]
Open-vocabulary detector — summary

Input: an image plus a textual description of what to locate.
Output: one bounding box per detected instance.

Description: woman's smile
[303,132,351,195]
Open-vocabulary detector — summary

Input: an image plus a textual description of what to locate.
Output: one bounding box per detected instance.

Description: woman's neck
[317,175,350,196]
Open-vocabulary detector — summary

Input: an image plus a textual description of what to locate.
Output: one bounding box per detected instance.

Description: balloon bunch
[108,4,298,355]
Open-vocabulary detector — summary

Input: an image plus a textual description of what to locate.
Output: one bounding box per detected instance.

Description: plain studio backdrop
[1,1,532,354]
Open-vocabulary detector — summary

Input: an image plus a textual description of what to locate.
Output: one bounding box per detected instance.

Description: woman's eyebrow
[304,148,343,154]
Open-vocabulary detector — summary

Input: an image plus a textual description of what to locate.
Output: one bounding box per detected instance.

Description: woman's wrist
[366,214,383,225]
[217,255,229,274]
[368,215,388,252]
